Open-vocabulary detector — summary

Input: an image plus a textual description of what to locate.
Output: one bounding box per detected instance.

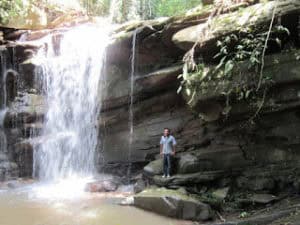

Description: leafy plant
[214,25,290,78]
[0,0,26,25]
[239,211,249,218]
[153,0,202,18]
[80,0,111,16]
[177,24,290,119]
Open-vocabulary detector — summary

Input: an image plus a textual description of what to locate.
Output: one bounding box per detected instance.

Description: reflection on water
[0,183,189,225]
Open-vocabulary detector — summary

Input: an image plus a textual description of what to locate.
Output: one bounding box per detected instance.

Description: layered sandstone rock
[0,1,299,199]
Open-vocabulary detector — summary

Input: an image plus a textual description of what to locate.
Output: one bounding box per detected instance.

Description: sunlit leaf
[224,60,234,76]
[245,90,251,99]
[186,88,191,96]
[275,38,282,47]
[215,56,227,71]
[177,85,182,94]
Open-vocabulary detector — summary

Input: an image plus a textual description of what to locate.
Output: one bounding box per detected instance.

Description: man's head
[163,128,170,137]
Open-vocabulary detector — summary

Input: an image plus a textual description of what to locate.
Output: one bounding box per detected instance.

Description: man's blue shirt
[160,135,176,154]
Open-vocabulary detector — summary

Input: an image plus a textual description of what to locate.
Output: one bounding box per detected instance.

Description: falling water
[0,49,10,180]
[0,50,8,109]
[33,24,111,182]
[0,107,7,164]
[0,54,7,153]
[127,30,137,180]
[0,49,9,153]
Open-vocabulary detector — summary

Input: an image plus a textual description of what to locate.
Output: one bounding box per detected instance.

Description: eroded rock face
[0,161,18,181]
[0,0,299,197]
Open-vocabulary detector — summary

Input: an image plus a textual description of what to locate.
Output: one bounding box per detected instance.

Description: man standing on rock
[160,128,176,178]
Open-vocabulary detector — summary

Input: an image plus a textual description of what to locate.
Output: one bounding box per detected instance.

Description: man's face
[163,129,169,136]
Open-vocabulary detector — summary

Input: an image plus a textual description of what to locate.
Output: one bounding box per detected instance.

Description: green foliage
[0,0,84,27]
[295,52,300,61]
[214,25,290,78]
[80,0,111,16]
[153,0,202,18]
[0,0,203,25]
[177,63,208,104]
[82,0,202,21]
[0,0,26,25]
[178,25,290,115]
[239,211,249,218]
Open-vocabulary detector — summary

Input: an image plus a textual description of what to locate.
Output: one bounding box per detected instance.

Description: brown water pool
[0,183,193,225]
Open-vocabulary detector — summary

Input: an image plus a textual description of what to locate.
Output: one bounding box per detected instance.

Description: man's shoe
[167,175,171,178]
[162,175,166,178]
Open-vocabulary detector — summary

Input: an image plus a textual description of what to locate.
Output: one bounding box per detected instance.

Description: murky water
[0,184,189,225]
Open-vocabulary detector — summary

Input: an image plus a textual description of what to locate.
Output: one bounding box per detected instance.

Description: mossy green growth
[209,1,270,34]
[167,4,212,24]
[196,193,223,208]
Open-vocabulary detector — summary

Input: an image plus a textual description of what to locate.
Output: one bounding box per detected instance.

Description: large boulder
[135,65,182,92]
[84,180,119,192]
[152,170,226,187]
[177,153,203,174]
[101,64,182,111]
[143,158,163,176]
[172,0,300,51]
[133,188,213,221]
[236,176,275,191]
[133,179,146,193]
[177,146,251,174]
[249,194,278,204]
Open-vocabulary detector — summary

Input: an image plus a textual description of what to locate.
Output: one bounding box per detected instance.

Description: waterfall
[0,49,10,180]
[33,24,110,181]
[127,30,137,180]
[0,108,8,169]
[0,50,8,109]
[0,49,9,154]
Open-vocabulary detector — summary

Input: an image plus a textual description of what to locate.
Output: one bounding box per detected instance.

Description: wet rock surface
[85,180,119,193]
[133,188,213,221]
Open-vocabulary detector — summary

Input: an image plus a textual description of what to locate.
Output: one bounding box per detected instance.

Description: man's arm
[160,137,163,155]
[172,145,176,155]
[172,136,176,155]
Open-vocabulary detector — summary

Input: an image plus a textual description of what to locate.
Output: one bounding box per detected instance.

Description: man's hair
[164,128,170,132]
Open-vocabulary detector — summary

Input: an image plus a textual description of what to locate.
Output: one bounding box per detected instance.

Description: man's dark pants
[163,154,171,176]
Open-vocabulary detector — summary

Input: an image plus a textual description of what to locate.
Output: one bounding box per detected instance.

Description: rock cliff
[0,0,299,203]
